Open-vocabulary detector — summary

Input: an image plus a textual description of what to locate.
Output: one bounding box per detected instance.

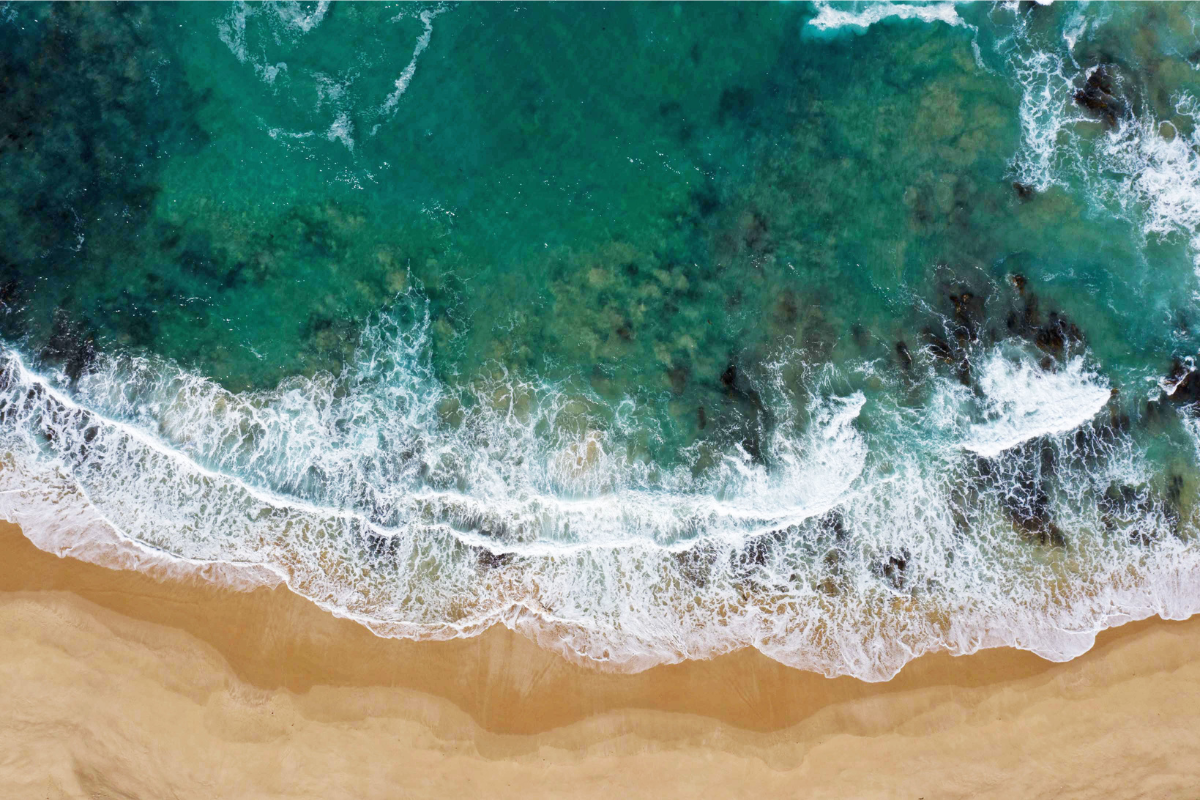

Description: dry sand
[2,521,1199,799]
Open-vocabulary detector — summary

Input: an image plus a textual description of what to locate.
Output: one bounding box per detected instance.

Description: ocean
[1,0,1199,680]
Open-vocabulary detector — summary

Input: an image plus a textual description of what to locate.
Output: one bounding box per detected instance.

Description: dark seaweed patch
[40,309,96,383]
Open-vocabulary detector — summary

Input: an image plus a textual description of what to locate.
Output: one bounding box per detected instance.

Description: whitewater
[2,287,1199,680]
[4,1,1200,682]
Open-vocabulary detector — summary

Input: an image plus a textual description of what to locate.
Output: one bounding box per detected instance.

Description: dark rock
[1003,475,1066,547]
[690,184,720,218]
[1097,399,1130,442]
[923,330,955,364]
[1021,291,1041,330]
[1167,473,1185,509]
[775,290,799,326]
[1012,182,1036,201]
[1099,483,1159,545]
[477,548,513,571]
[674,541,718,588]
[1039,439,1055,476]
[1073,64,1126,126]
[732,530,786,588]
[949,289,984,342]
[815,512,848,596]
[817,510,848,542]
[1163,359,1200,409]
[1034,311,1083,355]
[740,211,770,254]
[364,533,398,562]
[740,430,764,463]
[1144,397,1169,426]
[876,548,911,591]
[924,329,970,385]
[40,309,96,383]
[719,361,767,413]
[0,280,19,310]
[717,361,770,464]
[720,363,738,390]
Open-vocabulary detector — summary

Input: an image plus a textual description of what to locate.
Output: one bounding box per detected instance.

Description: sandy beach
[0,522,1197,799]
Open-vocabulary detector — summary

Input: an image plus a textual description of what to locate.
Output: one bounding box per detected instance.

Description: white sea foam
[1096,95,1200,250]
[1007,43,1075,192]
[325,112,354,151]
[380,7,445,116]
[255,61,288,87]
[216,2,252,64]
[269,0,330,35]
[964,353,1111,458]
[0,292,1195,680]
[1005,7,1200,267]
[267,125,315,142]
[218,2,447,146]
[806,1,966,33]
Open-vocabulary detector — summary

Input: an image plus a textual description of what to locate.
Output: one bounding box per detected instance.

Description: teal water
[2,1,1200,678]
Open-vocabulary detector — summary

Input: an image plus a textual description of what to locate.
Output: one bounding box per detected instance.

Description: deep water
[3,1,1200,679]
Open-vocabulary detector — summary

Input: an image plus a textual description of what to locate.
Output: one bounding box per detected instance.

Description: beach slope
[1,522,1199,799]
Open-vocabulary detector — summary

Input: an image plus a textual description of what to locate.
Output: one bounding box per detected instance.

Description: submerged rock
[1034,311,1083,356]
[718,360,770,463]
[40,309,96,383]
[1073,64,1127,126]
[1003,284,1084,359]
[1100,483,1163,546]
[923,329,971,385]
[674,540,719,588]
[1004,475,1067,547]
[364,533,399,563]
[923,330,955,364]
[875,548,911,591]
[476,548,514,572]
[948,288,984,343]
[815,511,849,596]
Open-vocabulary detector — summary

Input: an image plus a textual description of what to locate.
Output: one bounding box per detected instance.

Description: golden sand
[1,521,1199,798]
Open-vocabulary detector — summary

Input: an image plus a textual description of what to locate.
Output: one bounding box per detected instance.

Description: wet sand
[2,521,1199,799]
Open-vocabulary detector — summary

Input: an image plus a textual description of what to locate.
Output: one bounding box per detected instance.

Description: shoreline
[4,520,1200,797]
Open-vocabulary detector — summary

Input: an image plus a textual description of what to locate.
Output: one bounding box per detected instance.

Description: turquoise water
[2,1,1200,678]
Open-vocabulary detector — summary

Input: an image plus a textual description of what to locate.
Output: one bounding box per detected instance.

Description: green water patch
[2,2,1200,460]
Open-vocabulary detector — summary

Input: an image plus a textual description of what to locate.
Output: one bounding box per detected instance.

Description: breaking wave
[963,351,1111,459]
[1,291,1197,680]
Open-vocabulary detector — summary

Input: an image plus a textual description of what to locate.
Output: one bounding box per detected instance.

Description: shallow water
[3,1,1200,679]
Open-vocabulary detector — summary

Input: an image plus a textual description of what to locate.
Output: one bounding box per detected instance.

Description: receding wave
[1,291,1197,680]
